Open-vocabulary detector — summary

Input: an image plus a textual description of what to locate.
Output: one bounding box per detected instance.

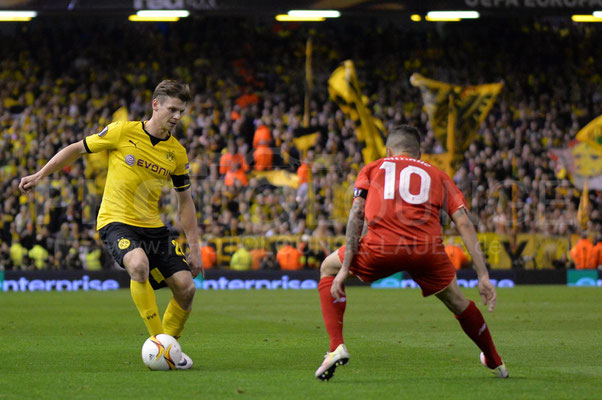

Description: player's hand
[19,173,40,195]
[188,250,204,279]
[478,276,497,312]
[330,268,349,300]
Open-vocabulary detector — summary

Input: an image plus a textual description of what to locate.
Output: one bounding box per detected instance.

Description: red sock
[318,276,346,352]
[455,300,503,368]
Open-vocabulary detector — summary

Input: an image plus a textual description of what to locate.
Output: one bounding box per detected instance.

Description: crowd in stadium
[1,18,601,270]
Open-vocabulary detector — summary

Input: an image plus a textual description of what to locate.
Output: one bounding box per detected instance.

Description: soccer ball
[141,334,182,370]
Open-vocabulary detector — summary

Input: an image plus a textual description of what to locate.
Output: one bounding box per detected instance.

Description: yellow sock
[130,280,163,336]
[162,298,191,338]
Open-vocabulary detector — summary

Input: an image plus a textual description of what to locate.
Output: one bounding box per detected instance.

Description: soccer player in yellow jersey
[19,80,202,369]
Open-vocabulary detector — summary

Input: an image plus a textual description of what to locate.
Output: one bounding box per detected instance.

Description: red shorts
[337,240,456,297]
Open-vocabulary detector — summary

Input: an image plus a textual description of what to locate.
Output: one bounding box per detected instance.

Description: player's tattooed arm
[451,207,486,273]
[331,196,366,300]
[342,197,366,267]
[451,206,497,312]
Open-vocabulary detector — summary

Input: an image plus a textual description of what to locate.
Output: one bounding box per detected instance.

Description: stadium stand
[1,18,600,270]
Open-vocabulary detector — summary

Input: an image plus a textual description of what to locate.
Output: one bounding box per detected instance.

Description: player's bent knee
[181,281,196,300]
[173,276,196,300]
[123,250,150,281]
[173,281,195,310]
[320,251,342,278]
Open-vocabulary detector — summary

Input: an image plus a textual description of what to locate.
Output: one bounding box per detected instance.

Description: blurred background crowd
[1,17,601,270]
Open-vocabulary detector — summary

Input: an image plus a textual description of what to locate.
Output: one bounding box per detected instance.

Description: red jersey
[354,156,466,246]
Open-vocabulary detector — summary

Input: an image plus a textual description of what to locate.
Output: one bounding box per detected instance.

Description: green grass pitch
[1,286,601,399]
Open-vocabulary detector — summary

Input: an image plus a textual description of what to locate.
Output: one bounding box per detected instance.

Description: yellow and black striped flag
[410,73,502,170]
[421,95,456,177]
[328,60,386,164]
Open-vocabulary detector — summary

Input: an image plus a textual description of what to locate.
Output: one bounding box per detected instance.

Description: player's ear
[151,98,160,111]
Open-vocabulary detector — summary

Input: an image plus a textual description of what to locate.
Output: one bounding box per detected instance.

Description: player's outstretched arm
[332,197,366,300]
[176,189,203,279]
[451,207,497,312]
[19,140,87,194]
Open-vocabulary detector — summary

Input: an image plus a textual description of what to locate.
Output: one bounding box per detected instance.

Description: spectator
[230,243,252,271]
[224,162,249,187]
[260,247,279,270]
[277,241,302,271]
[570,234,593,270]
[253,124,271,148]
[200,241,217,269]
[219,140,249,175]
[83,242,103,271]
[29,243,49,270]
[250,247,268,270]
[298,235,328,269]
[296,161,309,203]
[588,236,602,270]
[9,241,28,270]
[445,238,470,270]
[253,140,273,171]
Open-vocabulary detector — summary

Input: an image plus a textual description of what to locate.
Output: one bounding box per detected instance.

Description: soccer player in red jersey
[315,125,508,380]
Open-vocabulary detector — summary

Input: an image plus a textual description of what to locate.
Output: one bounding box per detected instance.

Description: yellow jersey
[84,121,191,229]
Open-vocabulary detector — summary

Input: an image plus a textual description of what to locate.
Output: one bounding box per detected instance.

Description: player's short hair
[152,80,191,104]
[386,124,421,158]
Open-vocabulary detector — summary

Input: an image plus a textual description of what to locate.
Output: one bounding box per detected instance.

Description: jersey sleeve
[171,147,191,192]
[83,122,122,153]
[441,171,467,216]
[352,164,371,199]
[354,165,371,190]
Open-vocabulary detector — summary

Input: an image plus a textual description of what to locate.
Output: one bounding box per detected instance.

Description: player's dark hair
[386,124,421,158]
[152,80,191,104]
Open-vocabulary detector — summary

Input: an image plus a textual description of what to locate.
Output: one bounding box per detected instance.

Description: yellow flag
[293,133,319,154]
[577,178,589,230]
[410,73,502,156]
[329,60,386,163]
[112,106,129,122]
[250,170,299,189]
[304,37,313,128]
[417,96,456,178]
[576,115,602,153]
[306,167,317,230]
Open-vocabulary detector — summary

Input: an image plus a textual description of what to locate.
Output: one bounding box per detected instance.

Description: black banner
[2,268,594,293]
[0,269,325,292]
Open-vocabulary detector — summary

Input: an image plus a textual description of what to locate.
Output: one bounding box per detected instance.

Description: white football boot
[315,344,350,381]
[480,352,509,378]
[176,352,193,370]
